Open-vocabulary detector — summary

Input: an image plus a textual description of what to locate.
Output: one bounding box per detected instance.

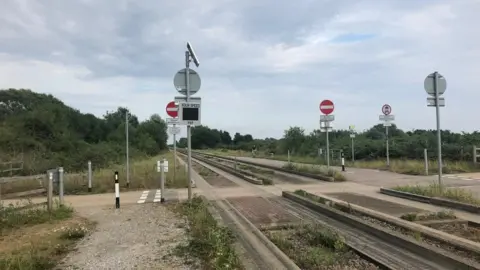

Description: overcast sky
[0,0,479,142]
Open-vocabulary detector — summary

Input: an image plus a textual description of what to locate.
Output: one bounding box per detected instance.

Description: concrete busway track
[191,151,337,182]
[176,152,300,270]
[181,151,479,270]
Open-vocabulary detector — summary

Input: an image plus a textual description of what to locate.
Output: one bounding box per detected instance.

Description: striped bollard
[114,171,120,208]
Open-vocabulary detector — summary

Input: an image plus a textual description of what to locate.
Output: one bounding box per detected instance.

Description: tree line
[0,89,168,175]
[182,124,480,162]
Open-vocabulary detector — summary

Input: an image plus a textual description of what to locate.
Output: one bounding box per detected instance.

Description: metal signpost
[424,71,447,190]
[172,42,201,201]
[166,101,180,182]
[319,100,335,169]
[125,112,130,188]
[379,104,394,167]
[349,125,356,162]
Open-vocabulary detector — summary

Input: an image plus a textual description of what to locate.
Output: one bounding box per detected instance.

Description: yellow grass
[0,202,95,269]
[201,149,479,176]
[1,151,188,196]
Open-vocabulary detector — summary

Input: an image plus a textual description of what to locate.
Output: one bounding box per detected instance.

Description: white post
[341,152,345,172]
[88,161,92,192]
[47,172,53,212]
[114,171,120,209]
[58,167,64,205]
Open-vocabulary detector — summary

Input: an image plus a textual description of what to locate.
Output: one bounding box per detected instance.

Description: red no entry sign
[166,101,178,118]
[319,100,334,115]
[382,104,392,115]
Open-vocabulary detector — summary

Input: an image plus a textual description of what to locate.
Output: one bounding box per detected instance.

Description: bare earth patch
[58,204,198,270]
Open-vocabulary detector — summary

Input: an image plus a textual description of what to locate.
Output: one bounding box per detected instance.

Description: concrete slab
[325,192,424,216]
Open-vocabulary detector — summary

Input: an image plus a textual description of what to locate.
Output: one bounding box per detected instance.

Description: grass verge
[173,196,243,270]
[283,163,347,181]
[1,151,188,196]
[265,224,377,269]
[0,200,94,269]
[203,149,480,176]
[391,183,480,206]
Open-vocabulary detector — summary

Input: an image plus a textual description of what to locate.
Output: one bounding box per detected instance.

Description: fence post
[424,148,429,175]
[114,171,120,209]
[88,161,92,192]
[47,171,53,212]
[58,167,64,205]
[287,150,291,163]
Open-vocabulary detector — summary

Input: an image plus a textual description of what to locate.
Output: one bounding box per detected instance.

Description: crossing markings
[153,190,161,203]
[137,190,150,204]
[137,190,163,204]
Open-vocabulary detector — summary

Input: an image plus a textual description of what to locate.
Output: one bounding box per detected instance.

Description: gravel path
[57,203,198,270]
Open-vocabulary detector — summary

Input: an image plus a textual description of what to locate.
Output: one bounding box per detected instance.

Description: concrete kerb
[195,151,335,182]
[282,191,480,270]
[192,154,263,185]
[286,191,480,263]
[220,197,301,270]
[380,188,480,214]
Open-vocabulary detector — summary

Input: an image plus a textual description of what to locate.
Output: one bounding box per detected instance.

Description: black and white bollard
[341,152,345,172]
[114,171,120,209]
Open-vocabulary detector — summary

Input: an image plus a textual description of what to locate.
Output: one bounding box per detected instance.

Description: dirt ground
[58,204,198,270]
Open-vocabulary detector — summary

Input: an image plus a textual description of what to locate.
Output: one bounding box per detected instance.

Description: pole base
[126,183,130,188]
[88,187,92,192]
[161,198,165,203]
[342,165,345,172]
[116,198,120,209]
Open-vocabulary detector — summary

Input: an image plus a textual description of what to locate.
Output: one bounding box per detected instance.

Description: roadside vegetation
[173,196,243,270]
[266,224,378,269]
[178,124,480,176]
[392,184,480,205]
[0,200,94,270]
[2,152,187,196]
[283,163,347,181]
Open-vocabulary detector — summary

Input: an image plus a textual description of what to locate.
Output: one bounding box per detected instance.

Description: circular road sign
[319,100,334,115]
[424,72,447,96]
[166,101,178,118]
[173,68,201,96]
[382,104,392,115]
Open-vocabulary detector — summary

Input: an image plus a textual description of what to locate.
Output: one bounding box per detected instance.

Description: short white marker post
[114,171,120,209]
[341,152,345,172]
[88,161,92,192]
[58,167,64,205]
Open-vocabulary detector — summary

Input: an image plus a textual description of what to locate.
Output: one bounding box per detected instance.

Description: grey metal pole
[58,167,64,205]
[326,125,330,169]
[173,124,177,182]
[434,72,443,190]
[386,126,390,167]
[424,148,429,175]
[47,172,53,212]
[126,112,130,188]
[88,161,92,192]
[160,159,165,203]
[351,137,355,163]
[186,51,192,200]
